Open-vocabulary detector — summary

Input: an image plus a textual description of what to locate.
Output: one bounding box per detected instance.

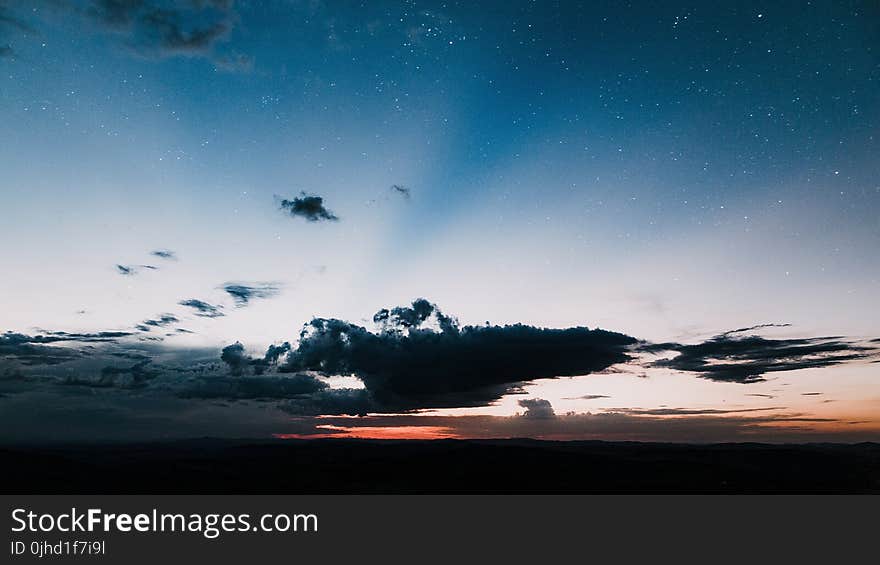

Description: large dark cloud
[179,298,224,318]
[646,331,876,383]
[221,282,280,306]
[279,299,638,411]
[279,193,339,222]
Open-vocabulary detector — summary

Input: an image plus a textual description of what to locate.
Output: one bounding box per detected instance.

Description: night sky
[1,1,878,442]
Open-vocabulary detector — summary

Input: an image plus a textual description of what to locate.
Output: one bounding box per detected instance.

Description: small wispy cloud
[221,282,281,306]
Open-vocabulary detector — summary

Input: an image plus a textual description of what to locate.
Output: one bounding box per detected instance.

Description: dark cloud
[136,313,178,332]
[221,282,280,306]
[178,373,326,400]
[178,298,224,318]
[280,388,376,417]
[280,299,637,411]
[564,394,610,400]
[0,6,34,34]
[391,184,411,199]
[801,392,823,396]
[0,333,84,366]
[16,331,134,343]
[220,342,249,376]
[279,192,339,222]
[717,323,792,337]
[151,249,176,260]
[1,328,139,367]
[646,331,876,383]
[220,341,291,376]
[519,398,555,419]
[372,298,457,333]
[83,0,237,59]
[64,359,159,389]
[0,3,36,58]
[746,393,775,399]
[0,330,139,366]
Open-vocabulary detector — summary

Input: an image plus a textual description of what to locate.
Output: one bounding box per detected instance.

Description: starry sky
[1,0,878,442]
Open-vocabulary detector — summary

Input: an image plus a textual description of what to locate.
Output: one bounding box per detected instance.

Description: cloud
[280,299,638,411]
[519,398,555,419]
[278,192,339,222]
[0,5,34,34]
[2,301,877,443]
[220,341,291,376]
[0,333,84,366]
[0,3,36,58]
[221,282,280,306]
[564,394,610,400]
[646,331,876,383]
[0,330,133,366]
[178,373,326,400]
[717,323,792,337]
[82,0,237,60]
[64,359,160,389]
[213,51,252,72]
[116,264,158,275]
[611,407,784,416]
[391,184,411,199]
[151,249,176,260]
[15,331,134,343]
[280,388,376,417]
[178,298,224,318]
[136,313,178,332]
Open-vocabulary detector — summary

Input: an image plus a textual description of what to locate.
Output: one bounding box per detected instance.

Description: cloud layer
[2,299,878,442]
[645,332,874,383]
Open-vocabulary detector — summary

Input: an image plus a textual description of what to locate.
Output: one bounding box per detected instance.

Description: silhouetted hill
[2,439,878,493]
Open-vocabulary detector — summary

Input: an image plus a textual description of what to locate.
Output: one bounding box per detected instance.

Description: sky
[0,0,878,443]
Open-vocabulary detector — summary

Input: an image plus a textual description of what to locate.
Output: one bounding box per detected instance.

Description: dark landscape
[3,439,878,494]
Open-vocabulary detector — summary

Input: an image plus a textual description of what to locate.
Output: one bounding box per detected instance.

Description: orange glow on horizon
[275,424,459,440]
